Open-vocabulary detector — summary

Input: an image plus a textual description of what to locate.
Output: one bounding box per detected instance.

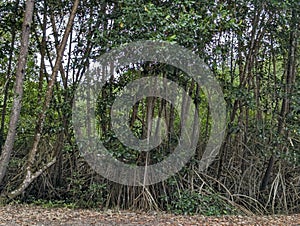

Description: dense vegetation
[0,0,299,215]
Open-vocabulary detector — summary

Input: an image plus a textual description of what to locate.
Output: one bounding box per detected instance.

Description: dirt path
[0,205,299,225]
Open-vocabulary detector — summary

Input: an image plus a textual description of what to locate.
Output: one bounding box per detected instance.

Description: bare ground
[0,205,299,225]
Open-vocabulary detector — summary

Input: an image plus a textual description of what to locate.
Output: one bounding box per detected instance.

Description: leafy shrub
[166,190,236,216]
[66,173,106,209]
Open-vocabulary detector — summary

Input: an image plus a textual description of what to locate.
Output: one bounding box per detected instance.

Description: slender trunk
[0,0,20,149]
[6,0,80,199]
[260,9,298,191]
[36,0,47,102]
[27,0,79,170]
[0,0,35,186]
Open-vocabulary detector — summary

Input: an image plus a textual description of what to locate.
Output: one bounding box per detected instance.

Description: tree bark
[0,0,20,149]
[5,0,80,199]
[27,0,79,170]
[0,0,35,186]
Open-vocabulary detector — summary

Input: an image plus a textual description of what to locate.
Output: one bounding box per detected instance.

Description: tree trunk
[260,9,298,192]
[5,0,80,200]
[0,0,20,149]
[0,0,35,186]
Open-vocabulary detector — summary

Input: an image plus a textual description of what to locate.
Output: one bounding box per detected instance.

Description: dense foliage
[0,0,299,215]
